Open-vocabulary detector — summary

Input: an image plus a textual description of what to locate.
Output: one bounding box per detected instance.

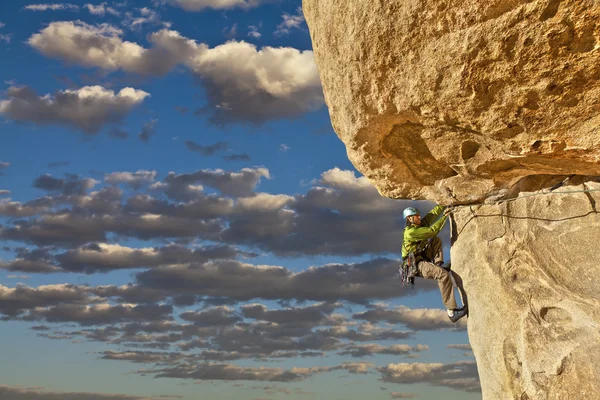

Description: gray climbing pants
[417,237,458,310]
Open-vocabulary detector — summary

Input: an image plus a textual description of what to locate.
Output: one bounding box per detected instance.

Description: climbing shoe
[448,306,467,323]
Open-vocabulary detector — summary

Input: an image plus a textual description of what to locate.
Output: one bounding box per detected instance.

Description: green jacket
[401,205,447,259]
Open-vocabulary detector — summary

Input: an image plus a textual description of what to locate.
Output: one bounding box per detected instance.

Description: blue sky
[0,1,479,399]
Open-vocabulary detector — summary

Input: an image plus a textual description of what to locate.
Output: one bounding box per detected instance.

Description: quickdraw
[399,251,419,288]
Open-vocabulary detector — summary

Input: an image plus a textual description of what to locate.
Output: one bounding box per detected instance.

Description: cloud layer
[0,86,149,133]
[27,22,323,124]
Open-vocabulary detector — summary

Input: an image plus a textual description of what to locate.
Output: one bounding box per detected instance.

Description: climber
[401,204,467,323]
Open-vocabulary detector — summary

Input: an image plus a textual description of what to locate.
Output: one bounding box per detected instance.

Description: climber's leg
[418,261,457,310]
[423,237,444,265]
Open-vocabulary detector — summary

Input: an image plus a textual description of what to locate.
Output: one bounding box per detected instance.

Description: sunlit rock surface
[303,0,600,203]
[304,0,600,398]
[451,181,600,399]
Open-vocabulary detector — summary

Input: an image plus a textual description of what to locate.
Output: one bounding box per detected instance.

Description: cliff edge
[303,0,600,398]
[303,0,600,204]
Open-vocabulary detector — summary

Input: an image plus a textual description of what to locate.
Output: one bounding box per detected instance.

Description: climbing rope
[447,179,600,239]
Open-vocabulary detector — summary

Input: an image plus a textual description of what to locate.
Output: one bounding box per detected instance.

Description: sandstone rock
[303,0,600,203]
[451,181,600,399]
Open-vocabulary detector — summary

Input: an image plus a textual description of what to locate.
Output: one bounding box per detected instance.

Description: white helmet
[403,207,419,219]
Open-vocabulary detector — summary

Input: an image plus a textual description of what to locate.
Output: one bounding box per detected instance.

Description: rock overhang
[303,0,600,204]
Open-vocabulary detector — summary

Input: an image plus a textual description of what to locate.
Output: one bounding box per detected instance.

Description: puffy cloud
[0,86,149,133]
[105,170,157,189]
[191,40,323,124]
[1,247,61,273]
[248,25,261,39]
[134,258,436,304]
[353,306,467,331]
[170,0,266,11]
[21,303,174,326]
[378,360,480,392]
[0,283,93,317]
[148,362,298,381]
[235,193,293,212]
[0,212,223,247]
[53,243,248,273]
[125,193,234,219]
[33,174,99,195]
[85,3,120,16]
[27,22,323,124]
[338,343,428,358]
[122,8,168,30]
[0,167,438,258]
[27,22,183,74]
[240,302,340,327]
[315,324,414,342]
[146,359,370,382]
[0,385,178,400]
[100,350,184,364]
[0,198,49,217]
[274,7,305,36]
[159,167,270,199]
[180,306,241,326]
[24,4,80,11]
[220,167,427,256]
[448,344,472,350]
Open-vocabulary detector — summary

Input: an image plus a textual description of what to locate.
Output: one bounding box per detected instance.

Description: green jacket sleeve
[421,205,445,226]
[406,215,448,242]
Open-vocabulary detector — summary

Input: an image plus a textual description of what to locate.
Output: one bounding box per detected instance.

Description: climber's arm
[421,205,446,226]
[406,214,448,242]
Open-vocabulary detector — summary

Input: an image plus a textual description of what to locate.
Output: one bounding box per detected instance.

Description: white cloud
[27,22,159,73]
[105,170,157,187]
[274,7,305,36]
[248,25,261,39]
[0,34,11,43]
[0,85,149,133]
[0,385,171,400]
[235,193,294,212]
[0,22,5,28]
[191,40,323,123]
[85,3,121,16]
[24,4,80,11]
[279,144,290,152]
[171,0,266,11]
[27,21,324,123]
[123,8,169,30]
[378,361,480,392]
[320,168,372,190]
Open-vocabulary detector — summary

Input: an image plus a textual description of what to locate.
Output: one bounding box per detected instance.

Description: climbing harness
[399,251,419,288]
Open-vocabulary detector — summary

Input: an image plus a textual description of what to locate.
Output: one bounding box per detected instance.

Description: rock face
[451,181,600,399]
[303,1,600,399]
[303,0,600,204]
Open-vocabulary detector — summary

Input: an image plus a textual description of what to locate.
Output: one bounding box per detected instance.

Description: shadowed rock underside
[303,0,600,204]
